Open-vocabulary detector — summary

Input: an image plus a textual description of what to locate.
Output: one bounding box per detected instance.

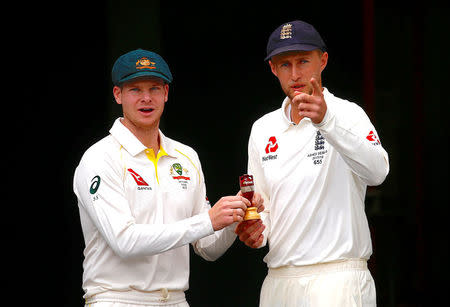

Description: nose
[291,66,302,81]
[141,90,152,102]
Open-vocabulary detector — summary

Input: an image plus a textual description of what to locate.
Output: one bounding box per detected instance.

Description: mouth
[138,107,155,114]
[291,84,305,92]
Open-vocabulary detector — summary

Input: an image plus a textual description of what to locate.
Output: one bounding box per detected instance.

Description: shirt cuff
[313,105,333,129]
[223,222,239,235]
[190,211,215,239]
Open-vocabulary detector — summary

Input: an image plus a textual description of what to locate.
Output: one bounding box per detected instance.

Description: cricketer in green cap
[74,48,265,306]
[111,49,173,151]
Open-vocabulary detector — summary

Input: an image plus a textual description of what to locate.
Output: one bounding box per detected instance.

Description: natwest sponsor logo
[262,136,279,162]
[265,136,279,154]
[366,131,381,145]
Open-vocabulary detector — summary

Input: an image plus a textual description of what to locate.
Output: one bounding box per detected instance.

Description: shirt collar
[109,118,176,158]
[279,96,299,131]
[158,130,177,157]
[281,97,293,126]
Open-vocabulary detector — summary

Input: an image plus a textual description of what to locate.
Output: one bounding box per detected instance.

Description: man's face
[269,50,328,100]
[113,77,169,131]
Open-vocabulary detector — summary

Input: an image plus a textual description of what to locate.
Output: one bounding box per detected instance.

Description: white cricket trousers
[85,289,189,307]
[260,259,376,307]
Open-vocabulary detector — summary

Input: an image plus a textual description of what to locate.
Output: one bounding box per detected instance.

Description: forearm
[75,166,214,259]
[111,212,214,258]
[314,107,389,186]
[192,223,237,261]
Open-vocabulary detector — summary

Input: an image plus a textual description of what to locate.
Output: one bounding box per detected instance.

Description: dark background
[12,0,448,306]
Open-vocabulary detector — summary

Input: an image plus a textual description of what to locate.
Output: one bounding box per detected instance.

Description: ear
[113,86,122,105]
[269,60,278,77]
[320,52,328,73]
[164,84,169,103]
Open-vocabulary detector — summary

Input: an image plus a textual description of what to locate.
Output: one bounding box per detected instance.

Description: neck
[120,118,160,154]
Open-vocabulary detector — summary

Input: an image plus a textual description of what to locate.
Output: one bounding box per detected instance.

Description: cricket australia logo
[136,57,156,70]
[170,163,190,190]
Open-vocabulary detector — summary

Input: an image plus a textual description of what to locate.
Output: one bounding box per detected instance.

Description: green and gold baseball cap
[112,49,173,85]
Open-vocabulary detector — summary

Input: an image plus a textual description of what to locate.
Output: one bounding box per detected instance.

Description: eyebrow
[127,81,163,87]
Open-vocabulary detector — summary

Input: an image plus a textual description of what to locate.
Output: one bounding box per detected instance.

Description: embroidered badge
[170,163,190,189]
[280,23,292,39]
[307,131,328,165]
[136,57,156,70]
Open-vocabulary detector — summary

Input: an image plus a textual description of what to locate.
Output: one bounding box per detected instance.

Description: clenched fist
[292,77,327,124]
[235,219,265,248]
[208,196,250,231]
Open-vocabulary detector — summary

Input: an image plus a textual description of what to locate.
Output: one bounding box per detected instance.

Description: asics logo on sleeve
[265,136,279,154]
[90,176,101,194]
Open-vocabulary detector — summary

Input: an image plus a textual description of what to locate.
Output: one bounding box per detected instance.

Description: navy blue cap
[265,20,326,61]
[112,49,173,85]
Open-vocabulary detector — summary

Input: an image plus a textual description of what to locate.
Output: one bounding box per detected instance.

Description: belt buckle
[159,288,170,302]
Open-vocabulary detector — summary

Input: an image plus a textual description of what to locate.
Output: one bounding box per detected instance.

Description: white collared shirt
[248,88,389,268]
[73,118,237,299]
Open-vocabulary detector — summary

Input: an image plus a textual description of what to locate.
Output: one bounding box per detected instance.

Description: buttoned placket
[144,147,168,185]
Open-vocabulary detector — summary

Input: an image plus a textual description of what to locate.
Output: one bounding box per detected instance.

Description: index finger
[241,197,251,208]
[310,77,322,96]
[252,193,264,212]
[228,196,250,210]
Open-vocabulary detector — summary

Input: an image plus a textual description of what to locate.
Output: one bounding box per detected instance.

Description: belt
[85,288,186,305]
[268,258,368,277]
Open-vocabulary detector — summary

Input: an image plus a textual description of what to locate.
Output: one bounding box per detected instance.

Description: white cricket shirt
[248,88,389,268]
[73,118,237,300]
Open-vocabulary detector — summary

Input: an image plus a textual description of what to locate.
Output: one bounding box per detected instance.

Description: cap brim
[118,71,172,85]
[264,44,322,61]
